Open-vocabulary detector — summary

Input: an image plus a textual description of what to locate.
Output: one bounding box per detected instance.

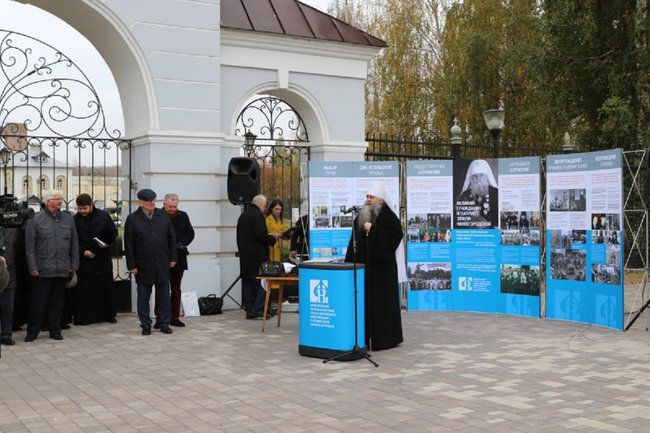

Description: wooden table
[256,275,298,332]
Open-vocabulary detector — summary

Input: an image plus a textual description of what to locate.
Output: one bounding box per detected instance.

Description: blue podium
[298,262,366,360]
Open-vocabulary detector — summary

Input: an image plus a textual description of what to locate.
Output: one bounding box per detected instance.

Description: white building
[7,0,385,308]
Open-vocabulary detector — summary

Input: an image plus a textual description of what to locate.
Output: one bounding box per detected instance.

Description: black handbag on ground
[258,260,285,277]
[198,294,223,315]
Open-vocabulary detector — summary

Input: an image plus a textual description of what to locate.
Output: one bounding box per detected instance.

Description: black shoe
[24,334,37,342]
[153,322,160,329]
[50,334,63,341]
[1,338,15,346]
[74,321,89,326]
[170,319,185,327]
[61,324,71,330]
[107,317,117,323]
[141,326,151,336]
[246,312,261,320]
[159,325,172,334]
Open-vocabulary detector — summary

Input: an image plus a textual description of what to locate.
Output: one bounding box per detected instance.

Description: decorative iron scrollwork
[235,96,308,142]
[0,30,121,139]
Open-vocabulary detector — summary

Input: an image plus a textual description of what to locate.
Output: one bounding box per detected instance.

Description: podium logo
[458,276,473,291]
[310,279,329,304]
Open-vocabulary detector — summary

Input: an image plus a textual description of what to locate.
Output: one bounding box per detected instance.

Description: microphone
[342,205,362,214]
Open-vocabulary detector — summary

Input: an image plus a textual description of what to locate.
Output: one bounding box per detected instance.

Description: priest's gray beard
[357,203,381,232]
[469,176,489,198]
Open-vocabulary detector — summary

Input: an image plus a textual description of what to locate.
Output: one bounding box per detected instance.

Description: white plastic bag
[181,291,201,317]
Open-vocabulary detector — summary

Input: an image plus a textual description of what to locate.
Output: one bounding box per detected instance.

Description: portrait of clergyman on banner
[453,159,499,229]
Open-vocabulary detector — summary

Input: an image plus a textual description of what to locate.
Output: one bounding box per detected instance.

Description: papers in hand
[93,237,107,247]
[282,226,300,239]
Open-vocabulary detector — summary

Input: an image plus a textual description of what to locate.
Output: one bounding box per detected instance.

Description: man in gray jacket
[24,190,79,342]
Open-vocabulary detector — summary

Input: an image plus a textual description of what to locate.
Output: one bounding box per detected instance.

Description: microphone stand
[324,208,378,367]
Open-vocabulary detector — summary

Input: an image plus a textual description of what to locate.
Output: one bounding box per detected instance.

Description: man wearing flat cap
[124,189,177,335]
[344,181,405,351]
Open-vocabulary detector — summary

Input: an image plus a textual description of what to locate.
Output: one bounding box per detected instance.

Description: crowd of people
[0,188,195,345]
[2,183,407,354]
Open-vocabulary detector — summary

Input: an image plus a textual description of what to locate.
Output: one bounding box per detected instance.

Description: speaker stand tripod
[221,275,242,308]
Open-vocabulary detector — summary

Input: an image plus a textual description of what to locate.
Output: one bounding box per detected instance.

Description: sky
[300,0,333,13]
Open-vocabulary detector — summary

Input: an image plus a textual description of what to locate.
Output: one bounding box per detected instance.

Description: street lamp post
[0,148,11,195]
[483,108,505,158]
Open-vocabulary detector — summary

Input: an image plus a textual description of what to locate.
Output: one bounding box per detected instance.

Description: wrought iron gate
[0,29,133,308]
[236,96,311,222]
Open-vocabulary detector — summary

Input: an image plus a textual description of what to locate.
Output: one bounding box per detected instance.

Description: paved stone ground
[1,308,650,433]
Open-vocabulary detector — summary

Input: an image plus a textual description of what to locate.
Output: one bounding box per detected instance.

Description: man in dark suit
[124,189,177,335]
[154,193,194,328]
[236,194,279,319]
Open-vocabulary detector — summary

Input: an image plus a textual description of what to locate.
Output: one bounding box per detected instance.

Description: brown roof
[221,0,386,48]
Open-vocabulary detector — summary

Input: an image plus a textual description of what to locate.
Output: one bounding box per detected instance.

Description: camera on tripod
[0,194,35,229]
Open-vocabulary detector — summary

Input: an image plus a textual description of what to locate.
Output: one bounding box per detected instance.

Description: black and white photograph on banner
[548,188,585,211]
[590,213,621,231]
[427,213,452,229]
[550,248,587,281]
[501,211,519,229]
[549,189,570,211]
[453,159,499,229]
[339,215,353,228]
[607,244,621,266]
[407,262,451,291]
[312,205,330,228]
[528,211,543,228]
[572,230,587,244]
[522,230,541,246]
[603,230,621,245]
[407,213,428,229]
[591,263,621,285]
[550,229,574,249]
[592,230,606,244]
[569,189,587,211]
[500,264,541,296]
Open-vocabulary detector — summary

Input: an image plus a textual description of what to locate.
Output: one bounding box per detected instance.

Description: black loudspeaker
[228,157,260,205]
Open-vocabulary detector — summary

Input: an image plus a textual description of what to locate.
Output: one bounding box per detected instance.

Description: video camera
[0,194,34,228]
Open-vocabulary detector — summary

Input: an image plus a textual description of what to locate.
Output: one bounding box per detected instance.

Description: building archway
[15,0,157,137]
[235,94,311,219]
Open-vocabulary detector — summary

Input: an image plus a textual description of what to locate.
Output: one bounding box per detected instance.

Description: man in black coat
[124,189,177,335]
[236,194,279,319]
[73,193,118,325]
[153,193,194,328]
[345,182,404,351]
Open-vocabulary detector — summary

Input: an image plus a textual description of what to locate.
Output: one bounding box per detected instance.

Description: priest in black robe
[72,193,118,325]
[345,181,405,351]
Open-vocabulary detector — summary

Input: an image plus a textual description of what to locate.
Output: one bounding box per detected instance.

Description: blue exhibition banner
[545,149,624,330]
[308,161,400,260]
[406,157,541,318]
